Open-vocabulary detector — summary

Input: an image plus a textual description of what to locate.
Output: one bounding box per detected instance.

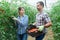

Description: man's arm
[44,21,52,28]
[44,13,52,28]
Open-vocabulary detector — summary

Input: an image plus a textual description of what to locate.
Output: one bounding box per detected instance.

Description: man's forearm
[44,22,52,28]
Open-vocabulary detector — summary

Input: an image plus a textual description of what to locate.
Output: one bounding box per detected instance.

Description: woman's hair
[18,7,24,11]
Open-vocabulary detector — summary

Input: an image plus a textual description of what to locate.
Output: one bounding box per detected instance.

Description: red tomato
[28,28,38,33]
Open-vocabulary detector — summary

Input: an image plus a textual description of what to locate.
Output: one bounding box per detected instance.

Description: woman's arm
[19,16,28,26]
[12,16,28,27]
[33,22,36,25]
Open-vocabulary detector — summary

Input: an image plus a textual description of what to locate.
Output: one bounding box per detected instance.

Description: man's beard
[37,8,41,11]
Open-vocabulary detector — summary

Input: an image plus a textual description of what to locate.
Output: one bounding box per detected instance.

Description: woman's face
[19,8,25,15]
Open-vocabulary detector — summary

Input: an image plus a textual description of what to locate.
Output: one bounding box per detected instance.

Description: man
[33,1,52,40]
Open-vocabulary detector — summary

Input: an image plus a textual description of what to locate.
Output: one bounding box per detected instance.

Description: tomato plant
[50,1,60,40]
[0,1,37,40]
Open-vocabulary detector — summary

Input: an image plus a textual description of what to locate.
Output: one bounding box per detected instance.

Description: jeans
[17,33,28,40]
[36,33,45,40]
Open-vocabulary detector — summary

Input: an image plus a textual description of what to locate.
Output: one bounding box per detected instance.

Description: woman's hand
[33,22,36,25]
[12,16,18,21]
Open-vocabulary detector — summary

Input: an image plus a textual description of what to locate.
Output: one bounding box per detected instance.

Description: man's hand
[37,25,44,32]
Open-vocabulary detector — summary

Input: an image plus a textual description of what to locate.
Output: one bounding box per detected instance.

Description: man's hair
[37,1,44,7]
[18,7,24,11]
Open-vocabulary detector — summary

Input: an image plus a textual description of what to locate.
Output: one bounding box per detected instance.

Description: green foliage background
[0,0,60,40]
[50,1,60,40]
[0,1,37,40]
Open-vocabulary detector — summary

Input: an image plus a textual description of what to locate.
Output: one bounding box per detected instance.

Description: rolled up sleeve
[44,13,51,23]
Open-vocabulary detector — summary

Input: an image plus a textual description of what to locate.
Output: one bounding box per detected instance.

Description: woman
[12,7,28,40]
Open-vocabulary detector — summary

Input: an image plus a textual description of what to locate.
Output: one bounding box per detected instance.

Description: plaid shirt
[36,11,51,33]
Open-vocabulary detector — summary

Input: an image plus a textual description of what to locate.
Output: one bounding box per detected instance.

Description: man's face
[37,3,43,11]
[19,8,25,15]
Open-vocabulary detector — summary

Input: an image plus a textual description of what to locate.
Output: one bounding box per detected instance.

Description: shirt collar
[19,14,25,17]
[18,14,25,18]
[38,10,44,15]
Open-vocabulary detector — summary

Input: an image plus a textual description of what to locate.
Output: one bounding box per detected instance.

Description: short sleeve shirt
[36,11,51,26]
[36,11,51,33]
